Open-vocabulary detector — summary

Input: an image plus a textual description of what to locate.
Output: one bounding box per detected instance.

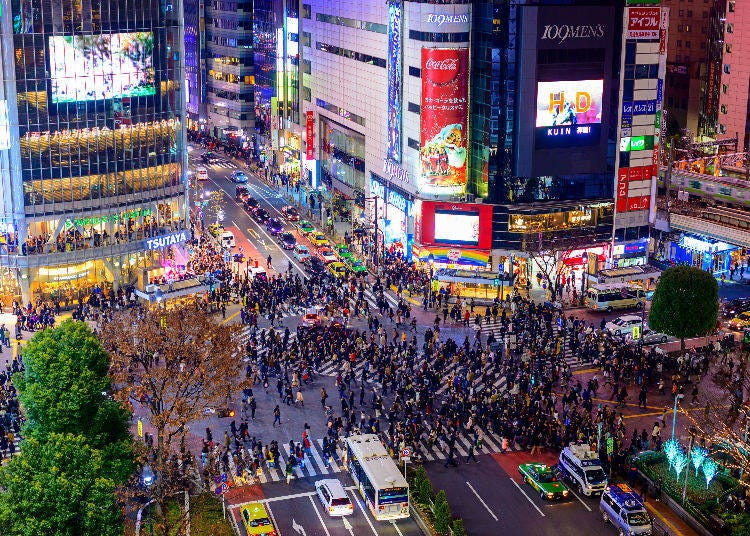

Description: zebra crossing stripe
[308,442,329,475]
[316,439,341,473]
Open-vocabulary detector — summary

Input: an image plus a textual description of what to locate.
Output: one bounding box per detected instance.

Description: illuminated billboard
[536,80,603,127]
[419,48,469,196]
[434,210,479,246]
[49,32,155,103]
[386,2,403,163]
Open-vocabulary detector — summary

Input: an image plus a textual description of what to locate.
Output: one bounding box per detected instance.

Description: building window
[407,138,420,151]
[315,42,386,68]
[303,86,311,102]
[302,32,311,47]
[722,84,729,94]
[302,3,311,18]
[726,43,732,53]
[301,59,311,74]
[315,98,366,127]
[721,105,728,114]
[407,102,420,114]
[408,66,421,77]
[724,64,731,74]
[316,13,386,34]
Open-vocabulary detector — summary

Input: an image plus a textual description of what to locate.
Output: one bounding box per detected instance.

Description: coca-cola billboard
[419,48,469,196]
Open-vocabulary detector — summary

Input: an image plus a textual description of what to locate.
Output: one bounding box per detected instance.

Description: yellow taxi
[328,261,348,279]
[240,503,277,536]
[729,311,750,330]
[310,233,329,247]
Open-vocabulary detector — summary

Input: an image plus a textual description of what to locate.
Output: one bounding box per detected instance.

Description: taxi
[240,503,277,536]
[318,247,337,263]
[345,256,368,275]
[298,220,315,235]
[518,462,570,500]
[328,261,348,279]
[310,233,330,247]
[729,311,750,330]
[335,244,353,260]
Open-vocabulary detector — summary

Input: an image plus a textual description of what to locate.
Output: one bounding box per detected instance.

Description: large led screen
[434,211,479,246]
[49,32,155,103]
[536,80,603,127]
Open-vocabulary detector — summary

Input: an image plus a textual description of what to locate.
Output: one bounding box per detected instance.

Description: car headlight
[547,492,554,498]
[563,490,569,496]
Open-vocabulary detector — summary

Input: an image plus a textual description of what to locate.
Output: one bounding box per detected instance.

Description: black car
[280,232,296,249]
[266,217,283,236]
[253,208,269,224]
[244,197,260,212]
[724,298,750,319]
[200,152,219,164]
[306,256,326,275]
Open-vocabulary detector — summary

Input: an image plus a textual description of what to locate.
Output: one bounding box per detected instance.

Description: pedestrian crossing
[207,157,238,169]
[214,425,519,490]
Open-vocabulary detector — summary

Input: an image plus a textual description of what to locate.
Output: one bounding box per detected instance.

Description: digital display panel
[536,80,603,128]
[433,211,479,245]
[49,32,155,103]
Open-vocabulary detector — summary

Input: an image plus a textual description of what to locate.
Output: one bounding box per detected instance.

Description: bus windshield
[378,487,408,504]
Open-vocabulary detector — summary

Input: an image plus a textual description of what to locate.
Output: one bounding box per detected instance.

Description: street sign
[401,448,411,458]
[606,437,614,455]
[632,326,641,340]
[137,419,143,438]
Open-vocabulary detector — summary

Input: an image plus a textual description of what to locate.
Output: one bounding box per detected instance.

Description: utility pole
[373,196,379,267]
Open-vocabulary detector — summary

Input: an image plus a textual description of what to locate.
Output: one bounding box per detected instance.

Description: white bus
[585,284,646,312]
[344,434,409,521]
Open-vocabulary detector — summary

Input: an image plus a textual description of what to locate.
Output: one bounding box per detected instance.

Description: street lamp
[672,392,685,441]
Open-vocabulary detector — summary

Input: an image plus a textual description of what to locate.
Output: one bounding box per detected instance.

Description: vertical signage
[271,97,279,151]
[305,111,314,160]
[626,7,661,40]
[419,48,470,196]
[386,1,403,163]
[616,168,629,213]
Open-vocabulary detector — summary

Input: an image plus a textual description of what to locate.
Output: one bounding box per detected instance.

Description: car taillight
[329,507,334,512]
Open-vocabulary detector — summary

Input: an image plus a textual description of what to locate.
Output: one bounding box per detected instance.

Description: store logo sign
[144,230,188,250]
[539,24,606,44]
[383,159,411,185]
[426,13,469,27]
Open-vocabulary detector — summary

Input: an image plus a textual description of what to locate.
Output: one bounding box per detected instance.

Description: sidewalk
[646,497,699,536]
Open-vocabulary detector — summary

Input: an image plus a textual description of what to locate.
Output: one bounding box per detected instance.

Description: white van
[197,167,209,181]
[221,230,235,249]
[600,483,653,535]
[315,478,353,516]
[558,443,608,496]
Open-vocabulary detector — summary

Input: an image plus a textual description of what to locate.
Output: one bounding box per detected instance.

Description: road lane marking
[391,520,404,536]
[466,481,499,521]
[308,495,332,536]
[565,487,592,511]
[347,489,378,536]
[510,478,545,517]
[265,501,283,536]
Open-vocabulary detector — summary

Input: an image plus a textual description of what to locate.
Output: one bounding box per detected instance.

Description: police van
[558,443,608,496]
[600,483,653,535]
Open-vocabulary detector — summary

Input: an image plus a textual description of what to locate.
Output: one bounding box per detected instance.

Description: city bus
[344,434,409,521]
[585,284,646,312]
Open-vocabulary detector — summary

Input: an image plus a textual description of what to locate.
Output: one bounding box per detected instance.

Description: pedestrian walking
[273,405,281,427]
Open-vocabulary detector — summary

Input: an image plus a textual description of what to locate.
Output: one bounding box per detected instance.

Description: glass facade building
[0,0,188,306]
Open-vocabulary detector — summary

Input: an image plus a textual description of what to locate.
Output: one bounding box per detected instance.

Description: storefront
[369,173,413,259]
[432,268,513,303]
[670,234,736,275]
[611,238,650,268]
[319,117,366,217]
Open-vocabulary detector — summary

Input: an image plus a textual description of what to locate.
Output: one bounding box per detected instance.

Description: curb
[410,503,434,536]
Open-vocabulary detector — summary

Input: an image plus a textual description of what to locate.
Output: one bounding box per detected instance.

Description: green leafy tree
[648,266,719,354]
[433,489,452,535]
[419,474,433,505]
[14,320,134,483]
[452,519,466,536]
[0,433,122,536]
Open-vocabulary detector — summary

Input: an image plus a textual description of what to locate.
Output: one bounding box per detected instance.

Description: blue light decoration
[386,0,403,163]
[690,446,707,472]
[673,452,688,479]
[664,439,680,470]
[702,458,719,489]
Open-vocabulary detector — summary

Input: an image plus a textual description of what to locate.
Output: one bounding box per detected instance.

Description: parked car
[266,217,283,236]
[280,232,296,250]
[231,170,248,183]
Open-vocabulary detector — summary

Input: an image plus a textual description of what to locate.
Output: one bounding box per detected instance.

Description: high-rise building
[700,0,750,149]
[0,0,189,306]
[661,0,711,136]
[184,0,205,130]
[203,0,255,141]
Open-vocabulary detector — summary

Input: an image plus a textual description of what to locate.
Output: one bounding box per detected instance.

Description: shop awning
[413,245,490,267]
[434,267,511,285]
[591,265,662,285]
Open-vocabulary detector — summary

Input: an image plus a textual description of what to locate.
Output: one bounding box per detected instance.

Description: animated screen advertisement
[49,32,156,104]
[535,79,603,148]
[419,47,469,196]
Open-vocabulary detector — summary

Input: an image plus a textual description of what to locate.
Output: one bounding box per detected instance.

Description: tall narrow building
[0,0,189,306]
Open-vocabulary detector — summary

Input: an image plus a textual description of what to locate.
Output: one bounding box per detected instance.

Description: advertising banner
[627,196,650,212]
[419,48,469,196]
[386,1,403,163]
[305,111,314,160]
[616,168,629,213]
[535,79,603,148]
[418,201,492,250]
[626,7,661,40]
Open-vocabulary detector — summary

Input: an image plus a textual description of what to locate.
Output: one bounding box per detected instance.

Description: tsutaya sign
[144,230,188,250]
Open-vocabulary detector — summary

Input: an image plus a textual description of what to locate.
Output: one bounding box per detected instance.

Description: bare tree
[100,303,246,536]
